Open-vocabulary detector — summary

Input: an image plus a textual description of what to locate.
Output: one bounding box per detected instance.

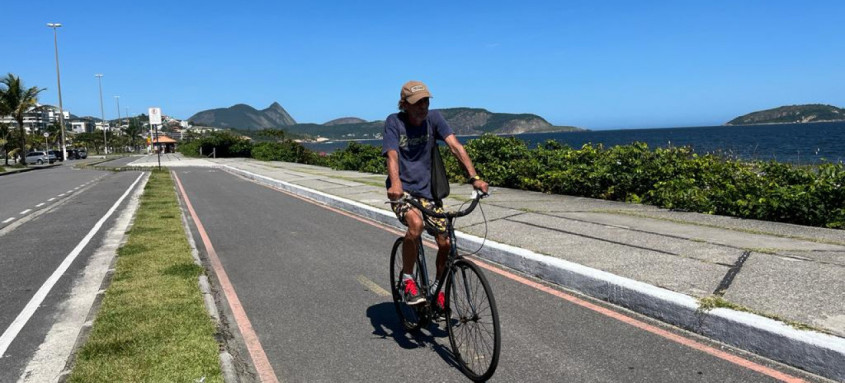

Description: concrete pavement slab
[618,210,845,246]
[552,212,845,252]
[506,212,742,266]
[462,217,728,298]
[777,250,845,266]
[725,252,845,337]
[292,178,363,190]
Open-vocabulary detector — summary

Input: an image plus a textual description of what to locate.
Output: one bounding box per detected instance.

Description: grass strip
[69,169,222,383]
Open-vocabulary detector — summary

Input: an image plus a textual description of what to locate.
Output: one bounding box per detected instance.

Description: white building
[0,104,69,133]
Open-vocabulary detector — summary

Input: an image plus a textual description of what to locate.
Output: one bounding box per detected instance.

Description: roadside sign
[43,132,49,137]
[148,107,162,125]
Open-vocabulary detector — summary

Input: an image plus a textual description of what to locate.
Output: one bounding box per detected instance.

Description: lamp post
[95,74,107,154]
[47,23,67,162]
[114,96,121,127]
[114,96,121,153]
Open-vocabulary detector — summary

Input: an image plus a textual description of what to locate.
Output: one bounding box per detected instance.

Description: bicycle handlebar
[388,191,488,219]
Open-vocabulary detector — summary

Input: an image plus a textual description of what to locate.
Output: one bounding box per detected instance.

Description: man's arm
[443,135,489,193]
[386,149,403,200]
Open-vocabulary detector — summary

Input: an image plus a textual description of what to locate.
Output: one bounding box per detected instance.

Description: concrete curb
[220,164,845,382]
[176,173,239,383]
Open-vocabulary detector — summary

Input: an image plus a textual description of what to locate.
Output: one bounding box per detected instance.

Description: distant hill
[727,104,845,125]
[437,108,577,135]
[188,103,582,139]
[188,102,296,130]
[324,117,367,126]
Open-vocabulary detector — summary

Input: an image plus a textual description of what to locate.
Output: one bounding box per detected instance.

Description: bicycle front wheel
[389,237,425,331]
[445,259,501,382]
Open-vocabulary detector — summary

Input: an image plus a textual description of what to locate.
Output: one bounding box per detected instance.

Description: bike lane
[174,167,820,382]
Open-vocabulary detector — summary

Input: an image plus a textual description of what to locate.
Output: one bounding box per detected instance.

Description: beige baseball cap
[400,80,432,104]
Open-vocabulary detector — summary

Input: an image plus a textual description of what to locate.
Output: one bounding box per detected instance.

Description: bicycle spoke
[446,260,500,380]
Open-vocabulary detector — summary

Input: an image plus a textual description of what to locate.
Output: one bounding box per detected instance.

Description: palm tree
[0,122,10,166]
[122,118,145,152]
[0,74,45,165]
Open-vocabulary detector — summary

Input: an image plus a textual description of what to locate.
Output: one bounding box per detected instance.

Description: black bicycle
[389,192,501,382]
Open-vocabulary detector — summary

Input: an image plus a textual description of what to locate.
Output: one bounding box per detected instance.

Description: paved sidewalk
[127,154,845,381]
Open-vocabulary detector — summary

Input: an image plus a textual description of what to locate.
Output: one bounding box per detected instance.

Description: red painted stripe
[469,257,807,383]
[173,172,280,383]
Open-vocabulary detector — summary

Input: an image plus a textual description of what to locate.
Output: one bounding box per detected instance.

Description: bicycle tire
[389,237,427,331]
[445,259,501,382]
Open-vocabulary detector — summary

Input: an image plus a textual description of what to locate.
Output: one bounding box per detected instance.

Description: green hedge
[177,132,844,228]
[331,134,844,229]
[178,131,251,158]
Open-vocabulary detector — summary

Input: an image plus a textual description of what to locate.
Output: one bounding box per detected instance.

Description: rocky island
[727,104,845,125]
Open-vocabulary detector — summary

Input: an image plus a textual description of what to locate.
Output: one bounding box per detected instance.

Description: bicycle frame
[414,215,460,305]
[403,192,485,309]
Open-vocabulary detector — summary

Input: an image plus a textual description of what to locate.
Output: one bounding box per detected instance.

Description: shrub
[327,142,386,174]
[177,131,251,158]
[252,141,316,163]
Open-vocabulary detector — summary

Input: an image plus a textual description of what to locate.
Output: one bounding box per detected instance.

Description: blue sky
[4,1,844,130]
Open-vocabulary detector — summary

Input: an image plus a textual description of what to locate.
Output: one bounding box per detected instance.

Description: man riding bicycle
[382,80,489,311]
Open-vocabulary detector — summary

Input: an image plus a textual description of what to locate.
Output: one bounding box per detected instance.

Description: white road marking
[19,173,148,381]
[2,218,14,224]
[19,209,31,215]
[66,190,73,193]
[48,198,55,202]
[36,203,45,207]
[58,194,65,197]
[0,173,145,358]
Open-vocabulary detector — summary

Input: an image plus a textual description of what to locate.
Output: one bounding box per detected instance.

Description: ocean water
[302,122,845,165]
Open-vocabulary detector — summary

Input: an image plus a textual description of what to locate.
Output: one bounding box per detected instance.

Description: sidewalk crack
[714,250,752,296]
[505,217,680,256]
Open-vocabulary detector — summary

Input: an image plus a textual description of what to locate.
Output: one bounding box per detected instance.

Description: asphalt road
[0,164,106,229]
[175,167,823,383]
[0,166,143,382]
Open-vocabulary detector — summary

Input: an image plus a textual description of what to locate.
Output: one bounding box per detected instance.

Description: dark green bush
[327,142,386,174]
[252,141,319,164]
[177,131,252,158]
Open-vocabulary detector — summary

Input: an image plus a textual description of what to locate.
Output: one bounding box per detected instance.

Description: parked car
[78,148,88,159]
[25,151,56,165]
[48,150,64,161]
[66,149,79,160]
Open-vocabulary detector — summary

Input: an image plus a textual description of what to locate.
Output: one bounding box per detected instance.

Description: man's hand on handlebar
[472,179,489,195]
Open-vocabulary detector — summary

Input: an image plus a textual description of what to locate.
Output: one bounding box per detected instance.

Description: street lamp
[114,96,121,153]
[114,96,121,129]
[47,23,67,161]
[95,74,107,154]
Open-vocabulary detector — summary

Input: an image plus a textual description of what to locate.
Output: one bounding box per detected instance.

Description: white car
[25,151,56,165]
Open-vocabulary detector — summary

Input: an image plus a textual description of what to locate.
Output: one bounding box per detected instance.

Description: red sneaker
[403,278,425,305]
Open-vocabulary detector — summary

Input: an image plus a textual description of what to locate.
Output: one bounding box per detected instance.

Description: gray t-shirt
[382,110,454,199]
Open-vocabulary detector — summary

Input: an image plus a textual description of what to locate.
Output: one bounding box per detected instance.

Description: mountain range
[727,104,845,125]
[189,102,296,129]
[187,103,582,139]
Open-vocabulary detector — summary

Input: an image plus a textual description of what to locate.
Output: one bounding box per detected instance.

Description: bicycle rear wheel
[389,237,427,331]
[445,259,501,382]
